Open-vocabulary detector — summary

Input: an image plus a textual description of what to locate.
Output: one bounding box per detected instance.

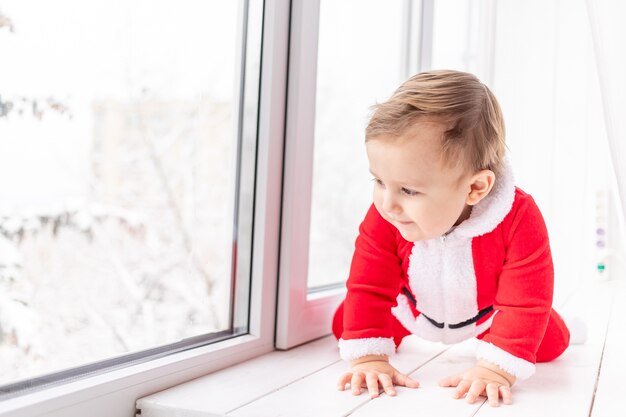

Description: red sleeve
[338,204,404,361]
[477,193,554,378]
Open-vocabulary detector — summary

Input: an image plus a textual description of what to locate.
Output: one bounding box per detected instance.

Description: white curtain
[587,0,626,257]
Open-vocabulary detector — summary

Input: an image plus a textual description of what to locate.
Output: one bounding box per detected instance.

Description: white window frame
[0,0,290,415]
[275,0,341,350]
[275,0,435,350]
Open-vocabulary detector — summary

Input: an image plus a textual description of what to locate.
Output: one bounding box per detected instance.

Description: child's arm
[478,194,555,374]
[336,205,414,396]
[438,360,515,406]
[441,193,555,406]
[337,355,420,398]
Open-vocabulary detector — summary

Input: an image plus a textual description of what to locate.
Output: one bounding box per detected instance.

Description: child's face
[366,121,473,242]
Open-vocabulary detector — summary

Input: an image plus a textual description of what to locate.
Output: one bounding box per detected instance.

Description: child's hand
[337,355,420,399]
[438,360,516,407]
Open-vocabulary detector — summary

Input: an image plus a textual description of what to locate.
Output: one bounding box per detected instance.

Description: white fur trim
[407,235,479,337]
[338,337,396,362]
[455,158,516,239]
[476,340,536,380]
[391,293,497,344]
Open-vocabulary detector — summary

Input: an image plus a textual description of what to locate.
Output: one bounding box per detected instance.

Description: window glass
[430,0,473,71]
[0,0,257,386]
[430,0,493,81]
[307,0,406,289]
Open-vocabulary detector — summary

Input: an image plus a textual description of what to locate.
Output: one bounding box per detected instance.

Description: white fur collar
[450,159,516,239]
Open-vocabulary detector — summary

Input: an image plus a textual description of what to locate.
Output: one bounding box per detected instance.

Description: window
[276,0,426,349]
[307,0,410,290]
[0,0,261,398]
[430,0,496,85]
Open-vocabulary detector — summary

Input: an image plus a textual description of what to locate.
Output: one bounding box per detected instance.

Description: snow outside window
[0,0,260,396]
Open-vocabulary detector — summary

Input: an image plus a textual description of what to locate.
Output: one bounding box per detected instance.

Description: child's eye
[372,178,384,187]
[402,187,420,196]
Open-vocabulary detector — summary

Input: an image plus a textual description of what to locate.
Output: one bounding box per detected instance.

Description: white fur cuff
[338,337,396,362]
[476,341,536,380]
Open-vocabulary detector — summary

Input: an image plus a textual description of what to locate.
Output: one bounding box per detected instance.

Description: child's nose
[382,192,402,214]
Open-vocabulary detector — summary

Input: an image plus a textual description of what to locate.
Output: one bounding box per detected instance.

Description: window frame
[275,0,434,350]
[275,0,341,350]
[0,0,290,415]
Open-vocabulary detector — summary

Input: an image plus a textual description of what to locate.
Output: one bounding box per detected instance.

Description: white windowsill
[0,334,275,417]
[136,278,624,417]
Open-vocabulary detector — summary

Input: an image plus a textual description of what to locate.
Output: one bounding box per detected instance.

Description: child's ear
[466,170,496,206]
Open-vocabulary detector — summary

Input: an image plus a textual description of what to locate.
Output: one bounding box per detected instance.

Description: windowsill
[137,278,624,417]
[0,334,275,417]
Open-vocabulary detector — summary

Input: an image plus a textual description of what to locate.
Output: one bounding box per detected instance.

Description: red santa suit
[332,162,570,380]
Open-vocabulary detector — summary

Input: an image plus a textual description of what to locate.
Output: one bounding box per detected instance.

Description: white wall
[492,0,613,303]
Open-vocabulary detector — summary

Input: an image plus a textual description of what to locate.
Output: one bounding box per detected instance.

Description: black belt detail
[447,305,494,329]
[423,314,445,329]
[401,287,494,330]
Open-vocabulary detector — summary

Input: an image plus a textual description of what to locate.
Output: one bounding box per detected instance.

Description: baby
[332,70,570,406]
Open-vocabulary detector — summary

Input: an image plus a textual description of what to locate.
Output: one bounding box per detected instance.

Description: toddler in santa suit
[332,70,571,407]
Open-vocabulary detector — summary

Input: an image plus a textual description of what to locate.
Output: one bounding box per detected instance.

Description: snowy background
[0,0,238,384]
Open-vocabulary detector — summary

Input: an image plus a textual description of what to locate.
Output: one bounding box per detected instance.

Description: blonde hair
[366,70,507,180]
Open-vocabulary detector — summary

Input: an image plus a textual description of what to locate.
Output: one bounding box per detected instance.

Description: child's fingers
[438,374,462,387]
[337,372,352,391]
[378,374,396,396]
[485,382,500,407]
[365,372,380,398]
[351,372,365,395]
[465,380,487,404]
[453,379,472,399]
[499,385,513,405]
[393,372,420,388]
